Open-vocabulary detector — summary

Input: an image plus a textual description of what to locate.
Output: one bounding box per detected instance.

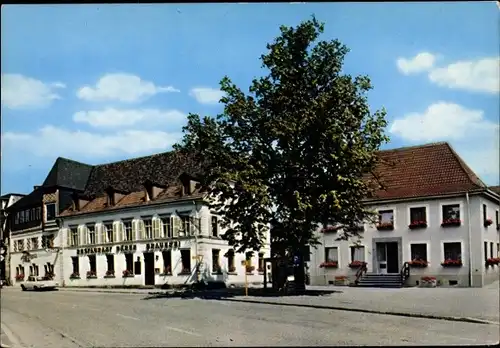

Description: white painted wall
[309,193,500,287]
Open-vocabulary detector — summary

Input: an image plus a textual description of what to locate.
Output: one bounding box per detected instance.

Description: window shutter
[172,216,179,238]
[140,220,146,240]
[66,228,71,247]
[133,220,138,240]
[99,225,105,244]
[113,222,119,243]
[119,222,124,242]
[152,219,159,239]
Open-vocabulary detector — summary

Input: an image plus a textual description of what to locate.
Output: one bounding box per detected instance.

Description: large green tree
[174,17,389,288]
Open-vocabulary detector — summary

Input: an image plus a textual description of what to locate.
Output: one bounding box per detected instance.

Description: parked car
[21,275,59,291]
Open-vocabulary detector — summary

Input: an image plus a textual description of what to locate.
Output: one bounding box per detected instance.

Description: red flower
[348,260,367,268]
[441,218,461,226]
[321,225,341,233]
[319,261,338,268]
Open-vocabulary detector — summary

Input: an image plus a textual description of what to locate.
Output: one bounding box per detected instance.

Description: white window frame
[123,221,133,241]
[87,225,96,245]
[348,244,366,262]
[441,240,465,263]
[408,242,430,262]
[324,246,339,264]
[439,201,463,226]
[407,203,430,227]
[104,223,113,243]
[375,206,397,229]
[144,219,153,239]
[161,217,172,238]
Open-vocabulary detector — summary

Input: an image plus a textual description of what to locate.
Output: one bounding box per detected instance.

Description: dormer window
[143,180,166,201]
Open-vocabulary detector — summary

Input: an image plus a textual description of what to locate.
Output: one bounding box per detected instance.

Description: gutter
[466,192,473,287]
[363,189,486,206]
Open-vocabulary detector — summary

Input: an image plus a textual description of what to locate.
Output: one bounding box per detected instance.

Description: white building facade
[56,197,271,288]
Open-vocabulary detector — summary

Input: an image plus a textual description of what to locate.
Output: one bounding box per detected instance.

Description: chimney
[34,185,41,190]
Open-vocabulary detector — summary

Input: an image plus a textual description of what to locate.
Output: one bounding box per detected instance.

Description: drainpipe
[56,218,65,287]
[192,201,199,283]
[466,192,473,287]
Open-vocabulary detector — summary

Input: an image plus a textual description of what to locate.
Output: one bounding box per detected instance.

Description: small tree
[174,16,389,289]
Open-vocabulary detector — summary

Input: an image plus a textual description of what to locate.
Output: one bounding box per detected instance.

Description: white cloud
[428,57,500,94]
[2,126,183,158]
[77,73,179,103]
[189,87,225,105]
[73,108,186,128]
[1,74,66,109]
[396,52,436,75]
[390,102,499,183]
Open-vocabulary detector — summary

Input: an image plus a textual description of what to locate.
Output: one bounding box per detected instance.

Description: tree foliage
[174,17,389,258]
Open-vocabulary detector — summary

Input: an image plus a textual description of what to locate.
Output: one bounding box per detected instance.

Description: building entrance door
[376,242,399,274]
[143,252,155,286]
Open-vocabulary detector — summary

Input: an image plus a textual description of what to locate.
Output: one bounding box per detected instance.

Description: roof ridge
[443,143,487,189]
[379,142,449,153]
[93,150,173,167]
[55,156,92,167]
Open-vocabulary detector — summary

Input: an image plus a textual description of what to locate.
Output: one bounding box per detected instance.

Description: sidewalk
[58,283,500,325]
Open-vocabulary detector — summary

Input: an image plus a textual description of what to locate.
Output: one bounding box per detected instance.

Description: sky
[1,3,499,195]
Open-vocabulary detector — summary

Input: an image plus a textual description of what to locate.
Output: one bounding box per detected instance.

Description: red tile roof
[367,142,487,201]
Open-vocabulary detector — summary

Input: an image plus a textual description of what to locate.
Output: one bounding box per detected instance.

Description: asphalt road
[1,288,498,347]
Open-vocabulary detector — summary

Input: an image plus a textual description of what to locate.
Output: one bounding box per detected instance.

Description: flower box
[86,271,97,279]
[486,257,500,266]
[69,273,80,279]
[321,225,341,233]
[484,219,493,228]
[319,261,338,268]
[408,259,428,268]
[122,270,134,278]
[245,265,255,274]
[348,261,367,268]
[409,221,427,229]
[420,276,437,288]
[376,223,394,231]
[15,274,25,281]
[441,219,461,227]
[441,259,462,267]
[334,275,349,286]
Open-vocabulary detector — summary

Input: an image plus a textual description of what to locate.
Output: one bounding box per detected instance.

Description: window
[19,211,24,224]
[490,242,494,259]
[144,219,153,239]
[496,211,499,228]
[45,203,56,221]
[325,247,339,262]
[443,242,461,261]
[124,221,133,241]
[30,209,35,221]
[35,207,42,220]
[245,252,253,267]
[16,240,24,251]
[484,241,488,261]
[71,227,79,246]
[378,210,394,224]
[211,216,219,237]
[483,204,487,223]
[161,217,172,238]
[104,223,113,243]
[258,252,265,272]
[162,250,172,274]
[25,210,30,222]
[497,243,500,257]
[410,207,427,223]
[350,246,365,262]
[227,250,235,272]
[442,204,460,220]
[88,255,97,273]
[42,234,55,249]
[180,249,191,273]
[26,239,31,250]
[181,216,191,236]
[14,212,19,224]
[31,237,39,250]
[88,225,96,244]
[125,253,134,273]
[71,256,79,275]
[410,243,427,261]
[212,249,221,273]
[106,255,115,274]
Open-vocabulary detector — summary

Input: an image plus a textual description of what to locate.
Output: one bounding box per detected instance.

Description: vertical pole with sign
[241,260,248,296]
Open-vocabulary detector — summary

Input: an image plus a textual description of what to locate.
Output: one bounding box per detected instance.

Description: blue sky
[1,3,499,195]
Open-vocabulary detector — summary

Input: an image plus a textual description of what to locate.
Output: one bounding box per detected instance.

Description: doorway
[143,252,155,286]
[376,242,399,274]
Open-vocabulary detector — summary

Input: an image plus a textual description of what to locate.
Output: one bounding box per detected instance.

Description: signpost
[241,260,249,296]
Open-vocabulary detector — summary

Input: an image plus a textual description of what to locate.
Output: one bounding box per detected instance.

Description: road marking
[165,326,201,337]
[1,322,25,348]
[116,314,139,321]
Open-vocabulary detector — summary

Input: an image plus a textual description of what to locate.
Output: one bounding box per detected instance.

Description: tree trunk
[293,258,306,293]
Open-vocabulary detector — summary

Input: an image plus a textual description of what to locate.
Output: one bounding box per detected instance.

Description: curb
[220,298,500,326]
